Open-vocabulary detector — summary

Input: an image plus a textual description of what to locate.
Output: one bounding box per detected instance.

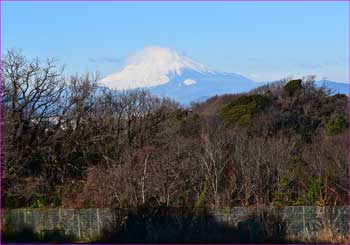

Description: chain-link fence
[2,206,349,242]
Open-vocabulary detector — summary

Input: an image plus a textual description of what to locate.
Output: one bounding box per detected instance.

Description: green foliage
[274,157,323,206]
[292,179,322,205]
[283,79,302,96]
[192,177,209,222]
[193,177,209,210]
[305,179,322,204]
[273,177,293,206]
[237,113,252,126]
[82,200,92,208]
[32,199,44,208]
[326,116,347,135]
[30,193,61,208]
[274,157,303,205]
[286,157,305,178]
[3,193,61,209]
[219,94,268,127]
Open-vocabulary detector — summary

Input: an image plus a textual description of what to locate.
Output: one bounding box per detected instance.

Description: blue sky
[2,1,349,82]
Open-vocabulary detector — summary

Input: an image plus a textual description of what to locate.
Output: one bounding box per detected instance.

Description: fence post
[77,210,81,240]
[23,209,27,224]
[58,208,62,227]
[302,206,310,241]
[96,208,101,239]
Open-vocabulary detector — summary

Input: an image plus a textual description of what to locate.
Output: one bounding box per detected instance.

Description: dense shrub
[283,79,302,96]
[219,94,268,126]
[274,157,325,206]
[325,116,348,135]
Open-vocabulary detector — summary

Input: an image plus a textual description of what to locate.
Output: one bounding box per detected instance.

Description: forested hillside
[2,50,348,209]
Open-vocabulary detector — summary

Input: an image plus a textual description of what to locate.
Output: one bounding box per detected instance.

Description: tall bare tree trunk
[141,154,149,204]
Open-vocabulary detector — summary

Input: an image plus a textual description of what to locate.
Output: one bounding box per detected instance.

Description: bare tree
[198,118,232,207]
[2,49,66,200]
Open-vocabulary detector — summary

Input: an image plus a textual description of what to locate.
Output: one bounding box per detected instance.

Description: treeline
[2,50,349,209]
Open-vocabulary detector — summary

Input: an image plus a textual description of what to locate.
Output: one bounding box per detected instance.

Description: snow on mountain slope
[99,46,216,90]
[99,46,257,104]
[98,46,348,104]
[149,68,257,104]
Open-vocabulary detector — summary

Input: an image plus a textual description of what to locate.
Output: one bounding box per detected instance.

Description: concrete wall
[2,206,349,242]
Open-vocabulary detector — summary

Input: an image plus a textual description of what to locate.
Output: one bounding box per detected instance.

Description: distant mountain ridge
[149,68,257,104]
[99,46,348,104]
[315,80,348,95]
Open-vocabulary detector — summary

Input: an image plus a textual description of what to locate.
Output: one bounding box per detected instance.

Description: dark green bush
[326,116,347,135]
[305,179,322,204]
[274,157,323,206]
[283,79,302,96]
[219,94,268,126]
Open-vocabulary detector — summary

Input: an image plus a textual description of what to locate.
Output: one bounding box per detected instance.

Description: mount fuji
[99,46,258,104]
[99,46,348,104]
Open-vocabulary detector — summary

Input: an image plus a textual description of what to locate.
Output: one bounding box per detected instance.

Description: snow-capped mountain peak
[99,46,215,90]
[96,46,347,105]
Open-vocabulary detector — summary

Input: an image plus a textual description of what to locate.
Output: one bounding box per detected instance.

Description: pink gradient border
[0,1,349,245]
